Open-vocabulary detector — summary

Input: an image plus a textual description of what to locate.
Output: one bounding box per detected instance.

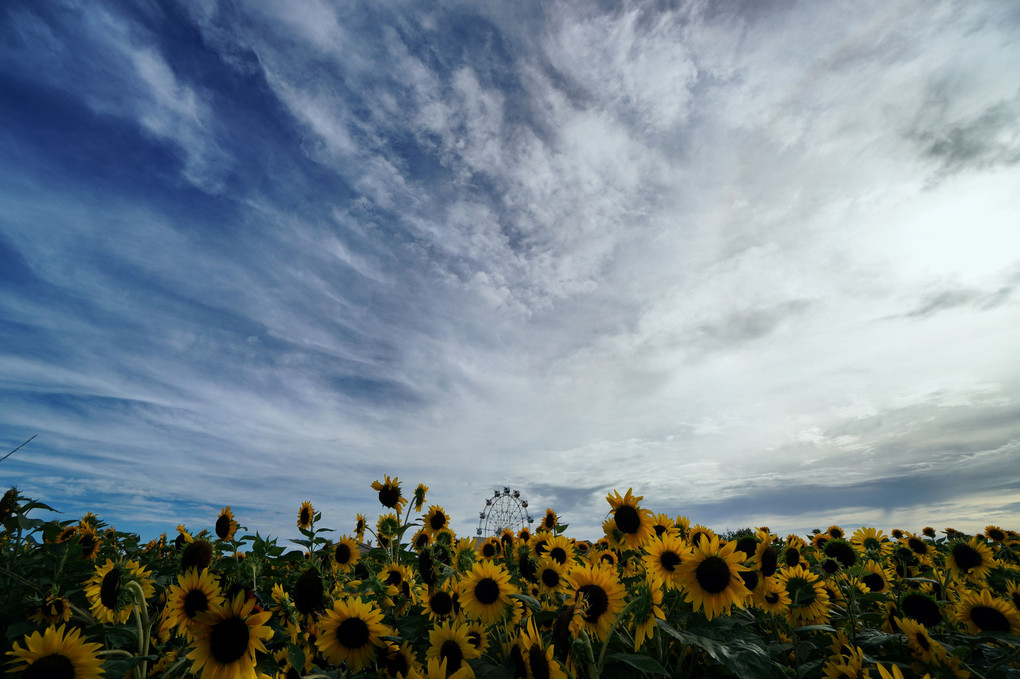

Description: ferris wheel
[476,487,534,537]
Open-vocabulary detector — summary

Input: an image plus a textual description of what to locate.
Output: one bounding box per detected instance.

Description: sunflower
[1007,580,1020,615]
[372,475,406,513]
[875,664,907,679]
[84,559,155,624]
[215,507,237,542]
[478,537,502,560]
[565,562,627,642]
[811,533,830,550]
[901,533,932,560]
[946,537,993,583]
[464,620,489,656]
[755,540,780,578]
[985,525,1007,543]
[166,568,225,639]
[187,592,273,679]
[30,595,73,625]
[542,534,576,568]
[899,591,943,628]
[422,505,450,537]
[776,564,830,626]
[6,624,104,679]
[604,488,655,550]
[379,640,420,679]
[297,501,315,530]
[894,616,940,665]
[650,512,679,540]
[331,535,361,572]
[687,525,716,551]
[540,508,559,533]
[355,513,368,541]
[459,560,514,624]
[643,534,687,590]
[536,558,568,597]
[77,525,101,560]
[422,656,474,679]
[518,526,532,543]
[412,528,433,551]
[55,525,77,543]
[860,561,894,595]
[953,588,1020,634]
[315,596,390,673]
[676,534,750,621]
[519,618,568,679]
[822,539,858,569]
[414,483,430,512]
[423,582,458,623]
[181,539,214,572]
[630,577,665,652]
[293,567,326,616]
[820,645,865,679]
[756,576,791,615]
[427,621,481,678]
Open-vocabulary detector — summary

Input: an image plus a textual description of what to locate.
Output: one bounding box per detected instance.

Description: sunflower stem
[594,594,642,675]
[125,580,150,679]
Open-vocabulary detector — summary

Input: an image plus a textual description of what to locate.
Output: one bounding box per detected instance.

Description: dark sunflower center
[293,569,325,614]
[482,543,497,558]
[80,534,96,551]
[209,616,250,664]
[535,540,549,556]
[653,524,667,536]
[440,640,464,672]
[659,550,681,572]
[785,548,801,567]
[695,556,731,594]
[299,508,312,526]
[614,505,640,534]
[599,553,615,565]
[549,547,567,565]
[100,568,122,610]
[378,486,401,508]
[385,570,403,586]
[952,543,982,571]
[577,584,610,622]
[529,644,551,679]
[334,543,351,564]
[988,528,1006,541]
[336,617,370,649]
[467,630,482,649]
[385,649,409,676]
[901,593,942,627]
[821,558,840,574]
[475,577,501,605]
[429,512,447,530]
[970,605,1010,632]
[914,633,931,651]
[181,541,213,571]
[544,514,555,529]
[765,591,780,605]
[739,570,759,590]
[736,537,758,558]
[24,653,75,679]
[519,555,537,582]
[215,514,232,540]
[907,538,927,555]
[760,547,778,577]
[828,528,843,539]
[430,591,453,616]
[541,568,560,588]
[183,589,210,618]
[862,573,885,593]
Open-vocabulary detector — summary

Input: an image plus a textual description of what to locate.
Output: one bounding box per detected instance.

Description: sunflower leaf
[658,620,772,679]
[509,592,542,612]
[607,653,667,675]
[287,644,305,674]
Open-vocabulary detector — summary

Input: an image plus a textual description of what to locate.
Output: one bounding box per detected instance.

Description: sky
[2,0,1020,545]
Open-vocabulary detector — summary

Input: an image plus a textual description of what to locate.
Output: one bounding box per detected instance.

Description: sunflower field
[1,481,1019,679]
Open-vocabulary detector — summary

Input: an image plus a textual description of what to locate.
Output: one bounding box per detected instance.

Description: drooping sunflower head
[6,624,104,679]
[413,483,429,512]
[181,539,214,572]
[822,539,858,569]
[355,513,367,540]
[54,524,78,544]
[215,506,237,541]
[371,475,406,512]
[85,558,155,625]
[0,486,17,524]
[77,525,101,560]
[922,526,937,538]
[293,567,326,616]
[297,501,315,530]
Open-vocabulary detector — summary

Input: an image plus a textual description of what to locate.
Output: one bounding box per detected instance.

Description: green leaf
[509,592,542,612]
[607,653,668,675]
[658,620,772,679]
[287,644,305,673]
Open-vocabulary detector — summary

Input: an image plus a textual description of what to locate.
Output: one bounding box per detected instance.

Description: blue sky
[2,0,1019,544]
